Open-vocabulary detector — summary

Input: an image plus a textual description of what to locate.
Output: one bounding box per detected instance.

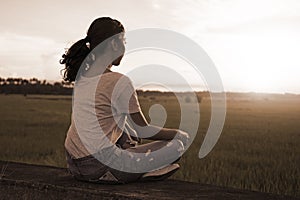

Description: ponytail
[60,17,125,82]
[60,38,90,82]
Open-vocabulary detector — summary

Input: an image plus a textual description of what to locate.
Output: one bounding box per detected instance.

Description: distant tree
[185,96,191,103]
[7,78,14,85]
[54,82,62,87]
[0,77,73,95]
[21,79,29,85]
[196,95,202,103]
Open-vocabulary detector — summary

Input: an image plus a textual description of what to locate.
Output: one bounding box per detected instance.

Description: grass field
[0,93,299,197]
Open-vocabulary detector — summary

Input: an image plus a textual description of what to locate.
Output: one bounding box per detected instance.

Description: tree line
[0,77,73,95]
[0,77,206,102]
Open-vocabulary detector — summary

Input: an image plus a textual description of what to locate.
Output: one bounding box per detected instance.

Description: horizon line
[0,76,299,95]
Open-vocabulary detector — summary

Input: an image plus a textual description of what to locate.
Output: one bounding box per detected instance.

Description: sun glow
[0,0,299,93]
[175,0,300,93]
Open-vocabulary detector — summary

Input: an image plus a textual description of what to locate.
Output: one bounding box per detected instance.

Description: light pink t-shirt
[65,72,141,158]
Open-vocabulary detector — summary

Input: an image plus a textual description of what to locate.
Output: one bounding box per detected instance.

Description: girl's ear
[111,39,118,51]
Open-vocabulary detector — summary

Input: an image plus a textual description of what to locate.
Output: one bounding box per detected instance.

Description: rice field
[0,93,299,197]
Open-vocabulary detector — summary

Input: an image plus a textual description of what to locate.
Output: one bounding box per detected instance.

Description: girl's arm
[128,111,189,145]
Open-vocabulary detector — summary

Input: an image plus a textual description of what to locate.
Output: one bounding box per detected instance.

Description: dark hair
[60,17,125,82]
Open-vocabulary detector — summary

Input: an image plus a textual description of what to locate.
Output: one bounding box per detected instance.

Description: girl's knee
[169,139,185,155]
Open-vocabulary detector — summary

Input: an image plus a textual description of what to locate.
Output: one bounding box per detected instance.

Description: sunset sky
[0,0,299,93]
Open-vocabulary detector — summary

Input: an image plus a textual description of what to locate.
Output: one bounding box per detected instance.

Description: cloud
[0,0,182,42]
[0,0,299,93]
[0,33,64,79]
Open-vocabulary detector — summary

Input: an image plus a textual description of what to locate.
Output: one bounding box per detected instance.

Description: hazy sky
[0,0,300,93]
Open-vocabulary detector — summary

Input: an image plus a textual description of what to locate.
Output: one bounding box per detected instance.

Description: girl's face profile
[112,54,124,66]
[112,33,126,66]
[120,33,126,45]
[118,32,126,52]
[110,41,124,66]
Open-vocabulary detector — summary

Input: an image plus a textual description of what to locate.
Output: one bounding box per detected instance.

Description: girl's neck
[83,60,112,77]
[103,65,112,74]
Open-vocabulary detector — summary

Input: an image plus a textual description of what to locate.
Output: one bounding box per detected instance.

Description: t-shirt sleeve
[112,76,141,114]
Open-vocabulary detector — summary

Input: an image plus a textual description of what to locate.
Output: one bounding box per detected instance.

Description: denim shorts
[65,149,143,184]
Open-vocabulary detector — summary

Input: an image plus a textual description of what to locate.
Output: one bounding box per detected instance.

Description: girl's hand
[175,130,190,147]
